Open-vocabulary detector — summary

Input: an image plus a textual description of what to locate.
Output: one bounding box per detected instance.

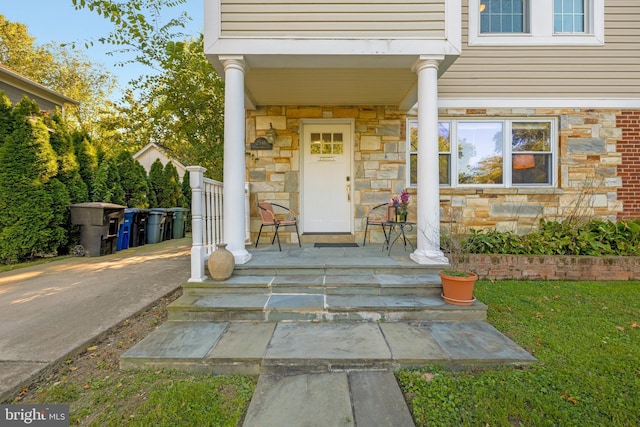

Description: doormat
[314,243,359,248]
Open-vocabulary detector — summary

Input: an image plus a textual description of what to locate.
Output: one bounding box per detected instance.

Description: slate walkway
[121,320,534,374]
[1,238,536,426]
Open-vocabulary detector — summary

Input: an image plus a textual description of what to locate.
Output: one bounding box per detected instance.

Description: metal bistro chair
[362,201,394,247]
[256,202,301,251]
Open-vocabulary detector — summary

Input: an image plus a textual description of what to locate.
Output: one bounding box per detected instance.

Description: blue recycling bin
[117,209,135,251]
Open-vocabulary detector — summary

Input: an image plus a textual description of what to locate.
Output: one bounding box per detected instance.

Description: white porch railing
[187,166,250,282]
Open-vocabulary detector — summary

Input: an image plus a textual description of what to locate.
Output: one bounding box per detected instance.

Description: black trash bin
[170,207,189,239]
[128,208,150,247]
[146,209,166,244]
[69,202,126,256]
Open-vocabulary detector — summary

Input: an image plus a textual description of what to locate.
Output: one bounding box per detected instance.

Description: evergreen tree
[0,100,64,262]
[46,178,72,254]
[181,169,191,231]
[115,151,149,207]
[162,162,183,207]
[148,158,164,208]
[46,114,89,203]
[0,92,14,142]
[92,158,125,205]
[181,169,190,207]
[73,131,98,199]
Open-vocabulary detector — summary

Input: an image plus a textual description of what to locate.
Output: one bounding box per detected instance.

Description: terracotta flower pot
[439,271,478,306]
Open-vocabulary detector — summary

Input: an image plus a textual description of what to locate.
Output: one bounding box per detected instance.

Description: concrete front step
[120,321,537,374]
[183,274,443,297]
[168,293,487,322]
[232,264,446,276]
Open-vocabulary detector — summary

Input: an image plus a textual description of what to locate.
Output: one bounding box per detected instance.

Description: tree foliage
[92,158,126,205]
[0,14,117,139]
[147,159,165,208]
[162,162,184,208]
[73,132,100,199]
[115,151,149,208]
[72,1,225,180]
[0,99,67,262]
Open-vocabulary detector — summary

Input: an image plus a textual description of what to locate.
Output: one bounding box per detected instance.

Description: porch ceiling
[209,54,424,109]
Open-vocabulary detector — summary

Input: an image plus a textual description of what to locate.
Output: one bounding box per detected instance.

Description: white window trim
[407,118,558,189]
[468,0,604,46]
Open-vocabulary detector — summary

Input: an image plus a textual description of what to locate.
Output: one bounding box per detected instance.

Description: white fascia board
[445,0,462,54]
[438,98,640,109]
[203,0,220,52]
[206,38,458,59]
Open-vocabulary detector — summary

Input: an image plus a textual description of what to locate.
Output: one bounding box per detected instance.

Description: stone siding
[247,106,628,244]
[247,106,408,244]
[439,108,624,235]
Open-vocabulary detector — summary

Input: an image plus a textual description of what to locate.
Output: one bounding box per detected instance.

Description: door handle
[346,184,351,202]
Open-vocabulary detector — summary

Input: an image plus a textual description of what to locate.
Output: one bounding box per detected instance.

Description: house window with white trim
[554,0,585,33]
[408,119,556,188]
[480,0,529,34]
[470,0,603,46]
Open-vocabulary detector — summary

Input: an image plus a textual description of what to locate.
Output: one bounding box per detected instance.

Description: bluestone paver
[349,371,415,427]
[207,322,275,360]
[121,321,225,360]
[264,323,390,361]
[428,322,537,364]
[243,373,354,427]
[378,322,448,362]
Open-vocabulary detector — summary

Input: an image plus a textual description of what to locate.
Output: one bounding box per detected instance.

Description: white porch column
[221,56,252,264]
[410,57,448,265]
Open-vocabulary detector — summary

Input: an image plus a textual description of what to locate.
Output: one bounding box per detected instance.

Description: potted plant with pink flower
[391,189,410,222]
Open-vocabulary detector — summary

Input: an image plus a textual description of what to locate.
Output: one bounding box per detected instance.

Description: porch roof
[206,53,457,110]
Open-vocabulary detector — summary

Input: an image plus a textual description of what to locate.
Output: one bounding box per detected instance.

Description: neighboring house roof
[133,142,187,180]
[0,64,78,113]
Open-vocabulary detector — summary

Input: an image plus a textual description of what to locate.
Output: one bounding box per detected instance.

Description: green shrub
[464,218,640,256]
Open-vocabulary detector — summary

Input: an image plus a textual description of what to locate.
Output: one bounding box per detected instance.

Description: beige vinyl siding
[439,1,640,99]
[220,0,446,38]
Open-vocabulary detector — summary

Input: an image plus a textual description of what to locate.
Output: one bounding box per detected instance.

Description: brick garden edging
[454,254,640,281]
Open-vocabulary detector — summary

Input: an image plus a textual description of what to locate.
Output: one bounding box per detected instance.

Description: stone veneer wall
[616,110,640,219]
[247,106,408,245]
[438,108,623,235]
[246,106,625,244]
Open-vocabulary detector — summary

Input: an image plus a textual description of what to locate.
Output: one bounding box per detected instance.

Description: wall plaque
[251,137,273,150]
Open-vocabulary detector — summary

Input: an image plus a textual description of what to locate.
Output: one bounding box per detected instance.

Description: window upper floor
[468,0,604,46]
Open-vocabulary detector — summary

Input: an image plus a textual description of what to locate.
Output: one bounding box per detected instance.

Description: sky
[1,0,204,97]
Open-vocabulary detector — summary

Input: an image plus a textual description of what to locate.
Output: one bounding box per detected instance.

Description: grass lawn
[397,280,640,426]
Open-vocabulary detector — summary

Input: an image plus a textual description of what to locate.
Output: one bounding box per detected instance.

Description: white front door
[302,122,353,233]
